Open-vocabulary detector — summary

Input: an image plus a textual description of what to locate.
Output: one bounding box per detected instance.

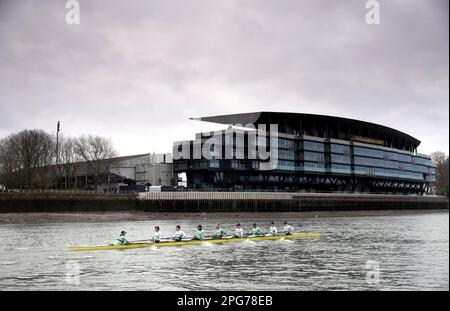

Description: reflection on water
[0,211,448,290]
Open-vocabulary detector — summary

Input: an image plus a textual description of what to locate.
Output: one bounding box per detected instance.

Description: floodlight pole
[56,121,60,189]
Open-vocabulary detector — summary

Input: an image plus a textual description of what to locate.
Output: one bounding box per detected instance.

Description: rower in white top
[234,223,244,238]
[173,225,186,241]
[153,226,161,243]
[282,221,295,235]
[269,222,278,236]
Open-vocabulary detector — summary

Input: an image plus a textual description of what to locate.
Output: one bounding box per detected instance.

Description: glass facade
[174,128,435,193]
[275,139,435,181]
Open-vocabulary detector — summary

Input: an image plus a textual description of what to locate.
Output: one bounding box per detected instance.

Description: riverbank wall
[0,191,448,213]
[0,192,137,212]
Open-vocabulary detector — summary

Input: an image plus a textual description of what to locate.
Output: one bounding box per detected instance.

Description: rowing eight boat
[69,233,320,251]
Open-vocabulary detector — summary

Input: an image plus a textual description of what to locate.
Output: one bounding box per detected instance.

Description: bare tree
[431,151,449,197]
[0,137,22,187]
[58,136,82,188]
[35,131,55,188]
[74,135,118,188]
[0,130,55,189]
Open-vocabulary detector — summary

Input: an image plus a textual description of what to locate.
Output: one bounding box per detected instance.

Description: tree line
[0,129,117,189]
[0,128,449,196]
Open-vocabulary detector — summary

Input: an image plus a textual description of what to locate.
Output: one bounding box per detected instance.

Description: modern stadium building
[173,112,436,194]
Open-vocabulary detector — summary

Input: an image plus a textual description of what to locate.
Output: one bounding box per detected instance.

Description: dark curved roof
[191,112,420,151]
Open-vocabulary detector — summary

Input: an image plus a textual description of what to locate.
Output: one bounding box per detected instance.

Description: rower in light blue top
[114,231,130,245]
[249,223,263,236]
[193,225,205,240]
[153,226,161,243]
[214,224,227,239]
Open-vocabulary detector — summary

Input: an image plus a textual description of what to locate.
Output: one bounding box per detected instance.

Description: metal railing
[0,188,136,195]
[139,191,295,201]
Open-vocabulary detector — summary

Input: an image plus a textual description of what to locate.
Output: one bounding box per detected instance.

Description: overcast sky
[0,0,448,156]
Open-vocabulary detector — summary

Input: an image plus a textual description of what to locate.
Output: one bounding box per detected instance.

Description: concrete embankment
[1,192,447,213]
[137,192,449,212]
[0,192,137,212]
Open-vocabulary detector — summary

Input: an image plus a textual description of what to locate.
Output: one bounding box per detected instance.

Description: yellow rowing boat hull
[69,233,321,251]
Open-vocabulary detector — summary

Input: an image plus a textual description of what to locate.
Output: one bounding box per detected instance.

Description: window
[330,164,351,174]
[397,153,412,163]
[275,161,299,171]
[330,144,351,155]
[278,138,296,149]
[399,171,424,180]
[354,166,375,176]
[353,147,383,158]
[278,150,296,160]
[304,151,325,163]
[304,162,325,172]
[383,161,399,169]
[383,151,399,161]
[331,154,351,164]
[413,156,432,166]
[304,141,325,152]
[354,156,384,167]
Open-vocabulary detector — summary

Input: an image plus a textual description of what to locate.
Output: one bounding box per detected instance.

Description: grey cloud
[0,0,448,155]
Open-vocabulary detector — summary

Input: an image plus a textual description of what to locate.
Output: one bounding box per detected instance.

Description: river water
[0,211,448,290]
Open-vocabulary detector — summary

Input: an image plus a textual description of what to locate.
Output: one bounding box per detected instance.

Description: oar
[130,236,177,243]
[130,239,153,243]
[130,230,295,244]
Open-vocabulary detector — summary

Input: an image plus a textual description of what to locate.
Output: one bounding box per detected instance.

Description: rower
[234,223,244,238]
[282,221,295,235]
[114,231,130,245]
[269,222,278,236]
[193,225,205,240]
[249,223,263,236]
[173,225,186,242]
[153,226,161,243]
[213,224,227,239]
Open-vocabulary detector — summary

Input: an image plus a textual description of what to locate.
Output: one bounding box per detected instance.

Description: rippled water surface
[0,211,448,290]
